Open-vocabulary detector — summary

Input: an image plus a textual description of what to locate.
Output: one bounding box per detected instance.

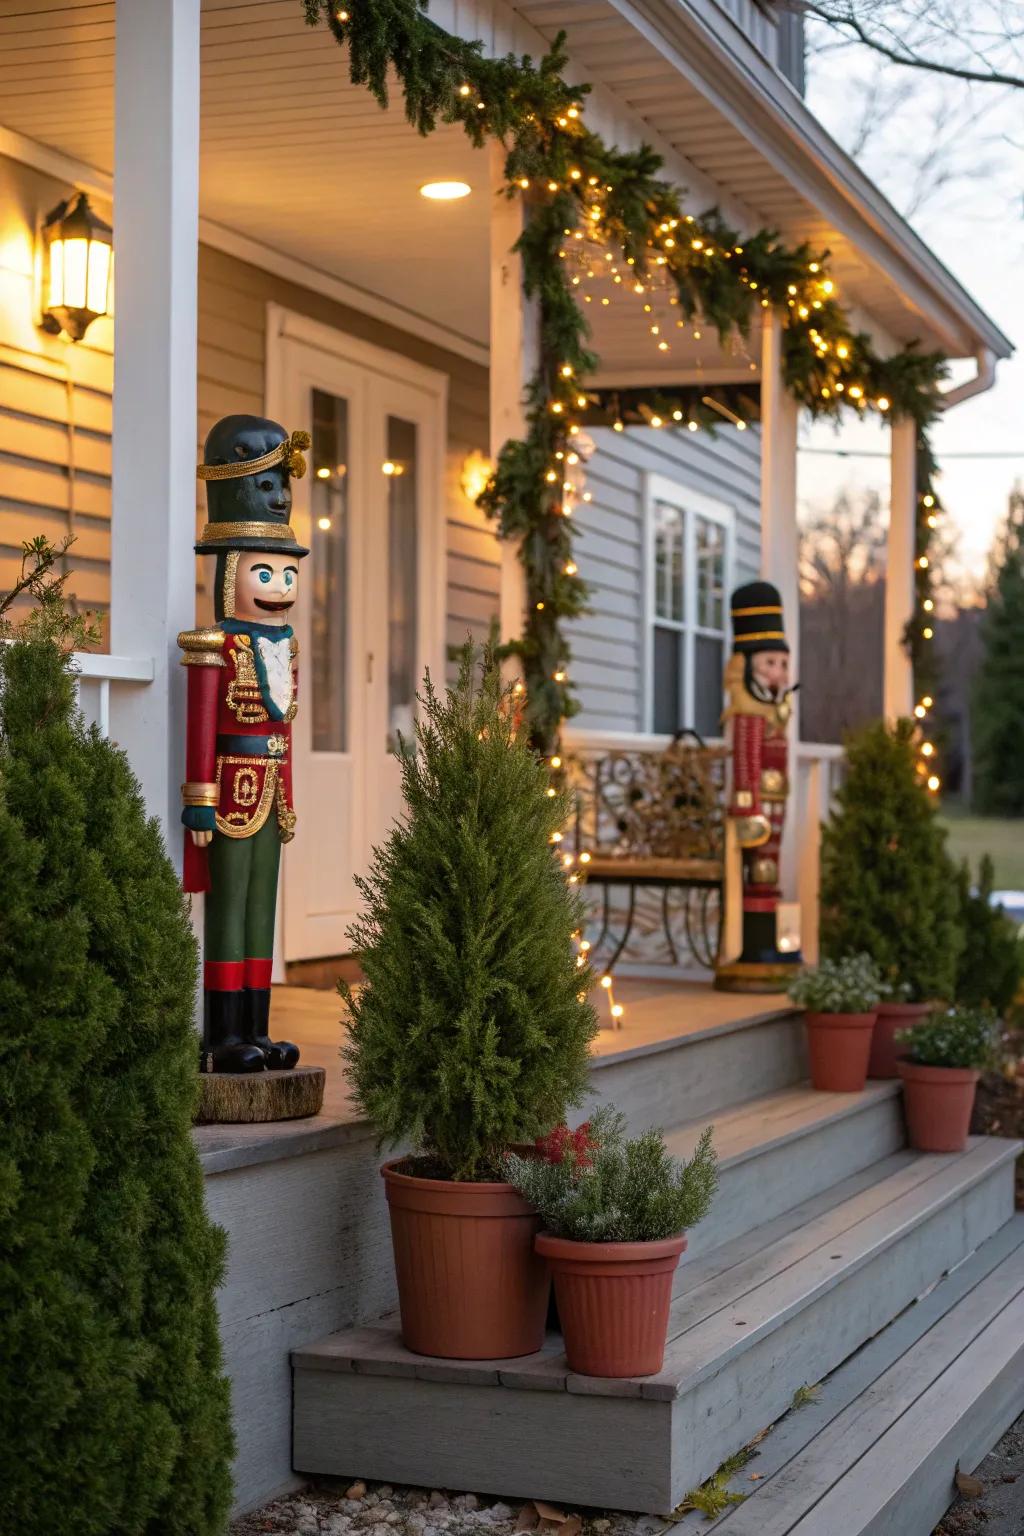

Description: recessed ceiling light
[420,180,471,201]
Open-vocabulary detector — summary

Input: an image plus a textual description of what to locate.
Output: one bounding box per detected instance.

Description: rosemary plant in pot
[504,1107,717,1377]
[342,648,597,1361]
[895,1008,1000,1153]
[787,954,883,1093]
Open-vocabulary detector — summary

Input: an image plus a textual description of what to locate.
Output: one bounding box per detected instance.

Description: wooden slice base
[195,1065,326,1125]
[714,959,799,994]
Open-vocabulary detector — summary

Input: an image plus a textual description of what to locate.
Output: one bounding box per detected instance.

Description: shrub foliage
[504,1105,717,1243]
[819,719,961,1002]
[954,854,1023,1015]
[0,604,232,1533]
[343,648,597,1180]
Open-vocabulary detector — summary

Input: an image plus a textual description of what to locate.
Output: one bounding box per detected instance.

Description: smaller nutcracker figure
[179,414,310,1073]
[715,580,802,992]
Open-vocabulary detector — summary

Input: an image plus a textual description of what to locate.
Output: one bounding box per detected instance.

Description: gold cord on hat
[197,429,311,482]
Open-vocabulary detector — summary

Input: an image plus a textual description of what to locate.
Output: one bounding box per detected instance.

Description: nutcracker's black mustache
[254,597,295,611]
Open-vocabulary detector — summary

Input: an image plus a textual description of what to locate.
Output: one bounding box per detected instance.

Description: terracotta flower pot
[869,1000,933,1079]
[382,1159,549,1360]
[897,1060,980,1153]
[804,1012,876,1093]
[536,1230,687,1377]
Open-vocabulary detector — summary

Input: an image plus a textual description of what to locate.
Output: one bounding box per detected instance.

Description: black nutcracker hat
[730,580,789,655]
[195,414,310,558]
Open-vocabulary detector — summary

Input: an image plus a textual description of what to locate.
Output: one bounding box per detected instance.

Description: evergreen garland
[342,647,598,1181]
[819,718,962,1002]
[0,603,233,1532]
[302,0,948,752]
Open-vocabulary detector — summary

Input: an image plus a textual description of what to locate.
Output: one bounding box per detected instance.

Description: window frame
[642,473,735,737]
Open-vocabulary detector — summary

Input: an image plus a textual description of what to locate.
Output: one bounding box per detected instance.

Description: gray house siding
[568,424,762,733]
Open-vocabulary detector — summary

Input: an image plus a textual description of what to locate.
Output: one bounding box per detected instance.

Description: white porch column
[109,0,201,859]
[759,309,800,902]
[884,417,917,719]
[489,145,538,651]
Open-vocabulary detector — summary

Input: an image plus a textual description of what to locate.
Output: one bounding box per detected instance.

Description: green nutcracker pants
[204,817,282,991]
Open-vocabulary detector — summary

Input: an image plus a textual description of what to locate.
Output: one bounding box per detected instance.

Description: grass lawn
[940,806,1024,890]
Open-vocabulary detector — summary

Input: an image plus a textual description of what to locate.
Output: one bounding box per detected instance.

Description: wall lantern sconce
[39,191,113,341]
[460,449,494,504]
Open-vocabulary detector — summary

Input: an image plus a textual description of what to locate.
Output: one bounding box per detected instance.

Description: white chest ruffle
[256,632,294,716]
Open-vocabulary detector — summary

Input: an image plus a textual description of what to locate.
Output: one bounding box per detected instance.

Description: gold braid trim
[196,430,311,482]
[178,627,225,667]
[198,521,302,547]
[182,781,218,807]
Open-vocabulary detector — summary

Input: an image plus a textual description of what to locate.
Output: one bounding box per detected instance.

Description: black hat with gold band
[730,579,788,655]
[196,414,310,558]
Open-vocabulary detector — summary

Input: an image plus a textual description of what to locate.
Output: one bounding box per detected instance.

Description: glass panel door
[310,388,350,753]
[385,415,418,748]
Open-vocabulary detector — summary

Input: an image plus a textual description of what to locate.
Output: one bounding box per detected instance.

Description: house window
[647,480,732,739]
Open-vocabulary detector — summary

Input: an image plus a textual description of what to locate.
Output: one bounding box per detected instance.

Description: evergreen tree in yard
[955,854,1023,1015]
[820,718,962,1002]
[344,646,598,1182]
[0,546,232,1534]
[972,487,1024,815]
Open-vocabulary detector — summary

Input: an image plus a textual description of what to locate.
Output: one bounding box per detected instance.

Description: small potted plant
[895,1007,1000,1153]
[504,1106,717,1378]
[787,954,883,1092]
[343,648,597,1361]
[818,720,962,1079]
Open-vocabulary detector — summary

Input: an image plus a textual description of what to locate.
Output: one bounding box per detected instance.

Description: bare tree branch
[784,0,1024,88]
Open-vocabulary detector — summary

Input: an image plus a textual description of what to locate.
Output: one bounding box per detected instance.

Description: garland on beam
[302,0,949,758]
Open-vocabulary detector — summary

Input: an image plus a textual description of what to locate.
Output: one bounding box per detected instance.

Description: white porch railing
[563,726,845,966]
[73,652,155,738]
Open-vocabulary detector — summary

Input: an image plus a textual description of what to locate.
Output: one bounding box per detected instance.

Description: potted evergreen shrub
[787,954,883,1092]
[504,1107,717,1378]
[819,719,962,1078]
[895,1008,1000,1153]
[343,648,597,1361]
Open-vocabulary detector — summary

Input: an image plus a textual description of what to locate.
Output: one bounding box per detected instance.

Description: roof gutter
[941,347,999,410]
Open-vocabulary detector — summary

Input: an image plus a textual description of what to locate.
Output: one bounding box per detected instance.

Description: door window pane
[654,502,684,623]
[694,634,725,738]
[386,416,418,748]
[696,515,725,630]
[310,388,349,752]
[653,625,682,735]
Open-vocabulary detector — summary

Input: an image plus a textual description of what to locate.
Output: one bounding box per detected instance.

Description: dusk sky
[796,28,1023,588]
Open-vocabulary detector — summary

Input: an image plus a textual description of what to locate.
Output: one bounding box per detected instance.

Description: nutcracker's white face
[233,554,300,626]
[751,649,789,697]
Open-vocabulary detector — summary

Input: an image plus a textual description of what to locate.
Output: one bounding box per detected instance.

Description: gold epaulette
[177,627,226,668]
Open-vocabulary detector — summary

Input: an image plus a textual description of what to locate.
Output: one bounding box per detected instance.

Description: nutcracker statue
[715,580,802,992]
[179,414,310,1075]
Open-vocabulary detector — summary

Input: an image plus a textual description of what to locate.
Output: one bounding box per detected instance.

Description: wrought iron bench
[568,733,728,972]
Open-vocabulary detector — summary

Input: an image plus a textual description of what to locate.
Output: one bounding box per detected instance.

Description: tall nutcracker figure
[179,414,310,1073]
[715,580,802,992]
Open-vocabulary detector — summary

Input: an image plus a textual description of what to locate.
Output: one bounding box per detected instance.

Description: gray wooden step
[291,1136,1020,1514]
[677,1213,1024,1536]
[669,1080,904,1260]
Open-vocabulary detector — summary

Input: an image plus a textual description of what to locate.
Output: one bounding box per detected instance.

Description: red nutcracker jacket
[178,619,298,893]
[722,655,791,820]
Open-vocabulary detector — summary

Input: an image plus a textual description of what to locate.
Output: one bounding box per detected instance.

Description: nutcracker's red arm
[178,628,225,893]
[728,712,764,818]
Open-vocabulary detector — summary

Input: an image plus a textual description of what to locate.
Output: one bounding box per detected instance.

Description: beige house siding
[0,153,498,654]
[0,156,114,637]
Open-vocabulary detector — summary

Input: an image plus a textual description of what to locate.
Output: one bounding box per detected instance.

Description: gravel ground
[933,1411,1024,1536]
[230,1482,667,1536]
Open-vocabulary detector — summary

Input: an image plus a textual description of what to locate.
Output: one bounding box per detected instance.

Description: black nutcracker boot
[201,989,267,1074]
[243,986,300,1071]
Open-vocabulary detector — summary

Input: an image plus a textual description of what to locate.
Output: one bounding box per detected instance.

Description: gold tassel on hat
[283,430,311,479]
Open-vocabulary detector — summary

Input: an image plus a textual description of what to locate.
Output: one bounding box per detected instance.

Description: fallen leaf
[533,1505,567,1525]
[1001,1474,1018,1484]
[954,1465,985,1498]
[560,1517,582,1536]
[749,1473,764,1481]
[516,1508,539,1531]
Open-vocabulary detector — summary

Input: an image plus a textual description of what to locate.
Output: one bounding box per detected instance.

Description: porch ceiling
[0,0,1009,380]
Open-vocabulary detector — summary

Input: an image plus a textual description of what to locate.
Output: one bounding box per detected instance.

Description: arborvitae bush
[819,718,962,1002]
[955,854,1023,1015]
[343,647,598,1180]
[972,489,1024,815]
[0,618,233,1533]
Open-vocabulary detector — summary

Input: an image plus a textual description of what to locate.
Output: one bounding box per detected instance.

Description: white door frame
[265,302,448,960]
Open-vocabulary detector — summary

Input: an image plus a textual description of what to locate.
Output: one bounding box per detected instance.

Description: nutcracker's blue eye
[258,570,272,584]
[284,570,295,588]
